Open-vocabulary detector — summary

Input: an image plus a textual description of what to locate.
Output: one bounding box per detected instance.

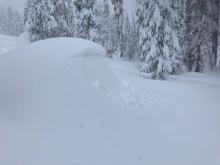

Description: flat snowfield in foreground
[0,37,220,165]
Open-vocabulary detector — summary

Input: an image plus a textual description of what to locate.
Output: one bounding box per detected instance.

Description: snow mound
[0,37,107,113]
[0,38,131,165]
[0,38,220,165]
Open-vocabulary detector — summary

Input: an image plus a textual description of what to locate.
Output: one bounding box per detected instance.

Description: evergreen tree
[12,10,24,36]
[0,6,24,36]
[24,0,56,41]
[138,0,183,80]
[210,0,220,70]
[105,15,118,57]
[24,0,75,42]
[0,7,6,34]
[74,0,96,40]
[73,0,83,37]
[217,0,220,69]
[123,15,139,60]
[136,0,145,38]
[50,0,75,37]
[111,0,124,57]
[171,0,186,63]
[102,0,111,50]
[93,2,104,45]
[136,0,148,62]
[185,0,213,72]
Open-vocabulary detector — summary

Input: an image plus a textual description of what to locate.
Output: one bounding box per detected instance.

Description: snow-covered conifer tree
[111,0,124,57]
[24,0,75,41]
[93,2,104,45]
[102,0,111,50]
[0,8,6,34]
[123,15,139,60]
[209,0,219,70]
[171,0,186,62]
[74,0,96,40]
[185,0,213,72]
[217,0,220,69]
[50,0,75,37]
[138,0,183,79]
[24,0,57,41]
[0,6,23,36]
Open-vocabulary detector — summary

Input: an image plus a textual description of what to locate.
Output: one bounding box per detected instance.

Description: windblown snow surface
[0,37,220,165]
[0,34,27,55]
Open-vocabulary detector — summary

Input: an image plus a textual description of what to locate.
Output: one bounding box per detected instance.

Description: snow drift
[0,37,220,165]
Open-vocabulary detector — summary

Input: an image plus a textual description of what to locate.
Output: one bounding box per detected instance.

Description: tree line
[24,0,220,79]
[0,6,24,36]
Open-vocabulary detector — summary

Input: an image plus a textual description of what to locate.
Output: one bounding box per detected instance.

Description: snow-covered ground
[0,36,220,165]
[0,34,27,55]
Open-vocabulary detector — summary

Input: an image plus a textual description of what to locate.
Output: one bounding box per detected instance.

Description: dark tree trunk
[195,45,202,72]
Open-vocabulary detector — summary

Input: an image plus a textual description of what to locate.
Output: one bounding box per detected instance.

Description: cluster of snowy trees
[137,0,220,79]
[24,0,138,58]
[185,0,219,73]
[0,6,24,36]
[137,0,185,79]
[24,0,101,41]
[24,0,220,79]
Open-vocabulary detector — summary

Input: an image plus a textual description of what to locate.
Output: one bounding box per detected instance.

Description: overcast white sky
[0,0,135,14]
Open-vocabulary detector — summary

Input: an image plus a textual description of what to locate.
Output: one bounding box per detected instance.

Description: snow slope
[0,34,27,55]
[0,38,220,165]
